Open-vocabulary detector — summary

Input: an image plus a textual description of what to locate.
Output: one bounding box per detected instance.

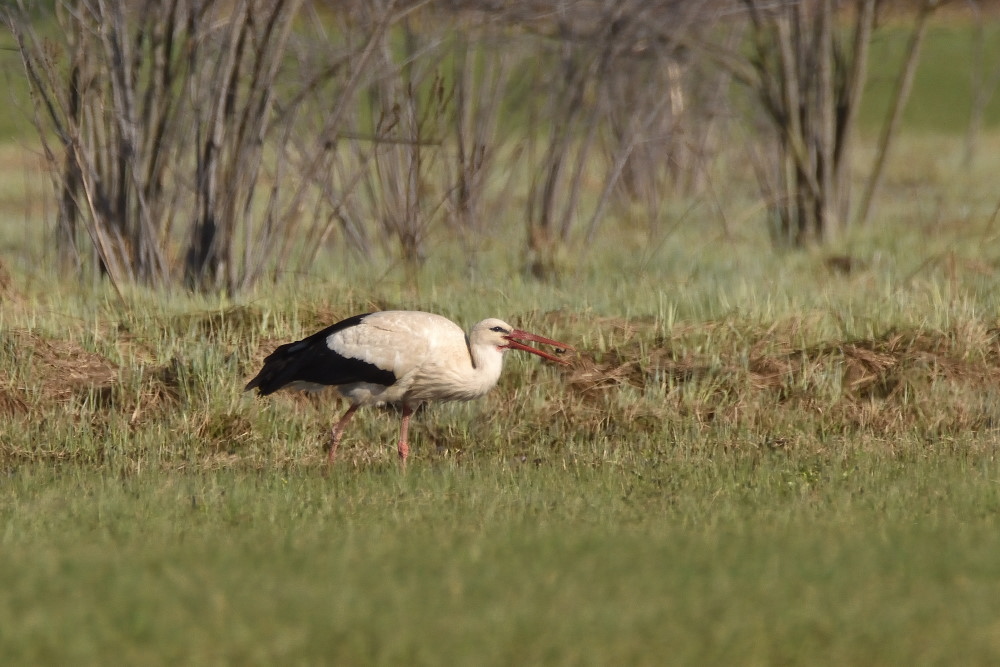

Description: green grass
[3,459,1000,665]
[862,21,1000,132]
[4,207,1000,662]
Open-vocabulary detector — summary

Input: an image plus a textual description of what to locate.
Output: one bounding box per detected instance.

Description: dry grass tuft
[0,258,13,296]
[567,351,644,395]
[0,386,28,417]
[168,305,263,339]
[0,329,188,426]
[194,412,255,451]
[558,319,1000,440]
[1,329,118,402]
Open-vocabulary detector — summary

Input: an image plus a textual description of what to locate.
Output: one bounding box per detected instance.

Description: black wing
[244,313,397,395]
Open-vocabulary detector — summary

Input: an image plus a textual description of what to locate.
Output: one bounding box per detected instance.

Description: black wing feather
[244,313,397,395]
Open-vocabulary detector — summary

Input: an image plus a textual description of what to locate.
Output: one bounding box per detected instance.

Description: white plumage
[245,311,572,463]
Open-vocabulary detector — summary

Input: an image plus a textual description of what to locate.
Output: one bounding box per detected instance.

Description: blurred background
[1,0,997,296]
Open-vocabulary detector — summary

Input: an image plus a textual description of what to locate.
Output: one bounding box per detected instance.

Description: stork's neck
[464,340,506,396]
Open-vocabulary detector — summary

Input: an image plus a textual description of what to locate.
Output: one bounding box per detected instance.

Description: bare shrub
[442,27,524,270]
[3,0,402,293]
[8,0,955,289]
[855,0,940,228]
[348,8,455,278]
[726,0,877,245]
[517,1,730,278]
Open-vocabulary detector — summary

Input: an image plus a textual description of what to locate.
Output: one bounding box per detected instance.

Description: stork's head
[470,318,573,364]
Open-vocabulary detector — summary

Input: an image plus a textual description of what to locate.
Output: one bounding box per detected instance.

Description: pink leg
[397,404,414,463]
[328,404,359,465]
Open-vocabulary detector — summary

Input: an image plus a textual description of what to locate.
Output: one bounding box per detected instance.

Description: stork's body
[245,311,571,463]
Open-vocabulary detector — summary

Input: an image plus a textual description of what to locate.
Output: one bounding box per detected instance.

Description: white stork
[245,310,572,463]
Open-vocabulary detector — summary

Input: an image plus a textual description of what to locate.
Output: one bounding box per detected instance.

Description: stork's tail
[244,313,392,396]
[244,341,306,395]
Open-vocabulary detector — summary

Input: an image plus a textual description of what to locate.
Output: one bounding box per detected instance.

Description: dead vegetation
[0,328,181,422]
[4,311,1000,467]
[558,315,1000,444]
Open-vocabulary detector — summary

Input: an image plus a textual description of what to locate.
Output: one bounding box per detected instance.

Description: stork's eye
[490,326,507,334]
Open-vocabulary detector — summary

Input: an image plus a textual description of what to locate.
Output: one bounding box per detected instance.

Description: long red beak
[504,329,574,365]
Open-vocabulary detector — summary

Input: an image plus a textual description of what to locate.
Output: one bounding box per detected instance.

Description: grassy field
[5,211,1000,663]
[3,460,1000,665]
[4,17,1000,667]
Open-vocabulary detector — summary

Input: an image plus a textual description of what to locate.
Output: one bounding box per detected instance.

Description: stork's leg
[328,404,359,465]
[397,404,414,462]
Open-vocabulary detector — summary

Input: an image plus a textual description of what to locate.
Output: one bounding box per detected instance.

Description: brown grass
[5,312,1000,466]
[0,328,182,424]
[559,317,1000,442]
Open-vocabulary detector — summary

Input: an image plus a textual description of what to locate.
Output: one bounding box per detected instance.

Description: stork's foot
[326,436,340,466]
[396,404,414,465]
[325,404,359,470]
